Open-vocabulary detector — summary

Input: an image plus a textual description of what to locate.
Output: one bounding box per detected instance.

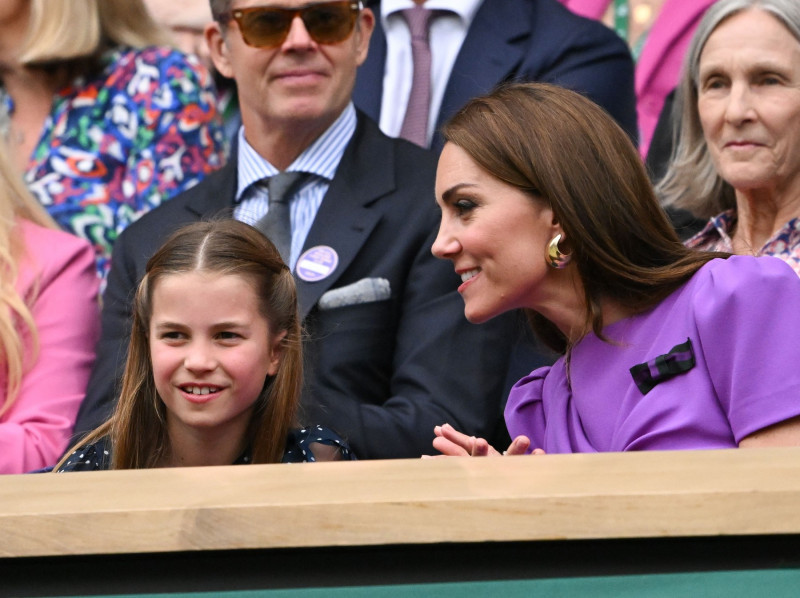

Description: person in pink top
[0,142,99,473]
[558,0,718,158]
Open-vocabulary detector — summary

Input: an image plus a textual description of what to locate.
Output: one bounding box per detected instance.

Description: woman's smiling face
[431,142,560,324]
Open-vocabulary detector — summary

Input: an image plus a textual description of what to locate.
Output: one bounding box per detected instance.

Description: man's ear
[205,21,235,79]
[354,7,375,66]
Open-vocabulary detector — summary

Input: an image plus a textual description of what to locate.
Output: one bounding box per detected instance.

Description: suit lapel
[185,158,239,219]
[295,115,394,319]
[434,1,532,148]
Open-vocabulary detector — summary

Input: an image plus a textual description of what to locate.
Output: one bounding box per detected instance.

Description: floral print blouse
[686,209,800,276]
[3,46,226,283]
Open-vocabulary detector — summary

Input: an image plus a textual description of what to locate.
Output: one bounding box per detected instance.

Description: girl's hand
[430,423,543,457]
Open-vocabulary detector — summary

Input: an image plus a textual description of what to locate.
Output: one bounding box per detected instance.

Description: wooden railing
[3,447,800,558]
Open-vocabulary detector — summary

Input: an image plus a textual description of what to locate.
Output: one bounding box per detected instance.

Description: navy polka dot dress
[56,425,355,471]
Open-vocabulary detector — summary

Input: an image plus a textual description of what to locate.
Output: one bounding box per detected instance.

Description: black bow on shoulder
[629,338,696,395]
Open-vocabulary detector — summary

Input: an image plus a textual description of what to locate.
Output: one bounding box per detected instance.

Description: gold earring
[546,233,572,269]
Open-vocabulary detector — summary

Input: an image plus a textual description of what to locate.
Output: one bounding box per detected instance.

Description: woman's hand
[430,423,543,457]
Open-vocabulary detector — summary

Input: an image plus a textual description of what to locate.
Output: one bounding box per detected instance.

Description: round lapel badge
[296,246,339,282]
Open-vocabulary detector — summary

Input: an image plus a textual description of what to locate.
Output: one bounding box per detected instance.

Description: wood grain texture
[3,447,800,558]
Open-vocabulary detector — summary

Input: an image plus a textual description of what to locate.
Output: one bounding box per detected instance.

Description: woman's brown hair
[442,82,727,353]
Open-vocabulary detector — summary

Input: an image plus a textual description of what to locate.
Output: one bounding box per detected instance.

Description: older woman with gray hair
[657,0,800,274]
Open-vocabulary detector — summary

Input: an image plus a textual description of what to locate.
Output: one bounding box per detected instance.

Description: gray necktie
[255,171,307,265]
[399,5,434,147]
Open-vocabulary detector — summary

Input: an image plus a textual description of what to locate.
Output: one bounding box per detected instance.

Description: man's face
[206,0,374,138]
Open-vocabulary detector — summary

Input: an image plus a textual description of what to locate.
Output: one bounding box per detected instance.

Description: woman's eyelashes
[453,197,478,217]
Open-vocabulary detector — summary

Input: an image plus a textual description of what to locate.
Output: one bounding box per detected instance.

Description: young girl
[56,220,353,471]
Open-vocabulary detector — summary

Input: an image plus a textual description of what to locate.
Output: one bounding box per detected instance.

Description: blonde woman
[0,142,99,473]
[0,0,225,283]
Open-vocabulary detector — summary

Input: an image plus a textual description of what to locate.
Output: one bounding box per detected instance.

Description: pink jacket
[0,220,99,473]
[558,0,718,156]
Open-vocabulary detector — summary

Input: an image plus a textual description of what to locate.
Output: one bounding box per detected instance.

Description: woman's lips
[457,268,480,293]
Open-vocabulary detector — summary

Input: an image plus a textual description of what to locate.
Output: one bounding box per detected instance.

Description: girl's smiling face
[149,271,285,446]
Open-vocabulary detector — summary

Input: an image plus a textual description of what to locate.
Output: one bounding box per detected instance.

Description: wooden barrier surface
[3,447,800,558]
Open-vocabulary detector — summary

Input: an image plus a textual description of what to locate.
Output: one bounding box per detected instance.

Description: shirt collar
[686,209,800,253]
[235,102,357,201]
[381,0,483,26]
[685,209,736,248]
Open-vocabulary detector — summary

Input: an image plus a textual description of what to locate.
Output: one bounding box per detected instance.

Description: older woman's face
[698,9,800,195]
[431,143,560,324]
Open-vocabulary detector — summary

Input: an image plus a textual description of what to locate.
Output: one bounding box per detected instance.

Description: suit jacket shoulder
[442,0,637,145]
[354,0,637,151]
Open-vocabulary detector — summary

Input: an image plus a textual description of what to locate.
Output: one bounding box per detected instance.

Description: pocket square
[318,277,391,310]
[629,338,696,395]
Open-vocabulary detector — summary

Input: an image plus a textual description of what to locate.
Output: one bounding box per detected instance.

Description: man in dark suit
[353,0,638,151]
[73,0,515,459]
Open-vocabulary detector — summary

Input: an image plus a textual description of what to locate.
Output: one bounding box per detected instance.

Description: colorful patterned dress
[3,46,226,283]
[686,210,800,277]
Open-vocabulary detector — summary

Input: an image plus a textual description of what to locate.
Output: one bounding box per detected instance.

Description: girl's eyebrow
[152,320,250,330]
[152,321,184,329]
[210,321,250,330]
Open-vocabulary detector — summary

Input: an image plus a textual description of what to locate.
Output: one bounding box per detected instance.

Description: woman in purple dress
[430,82,800,457]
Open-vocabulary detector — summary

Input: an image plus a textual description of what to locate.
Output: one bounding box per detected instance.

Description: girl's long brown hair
[57,220,302,469]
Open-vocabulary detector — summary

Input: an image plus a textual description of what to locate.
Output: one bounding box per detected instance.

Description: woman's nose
[725,81,756,125]
[431,221,461,259]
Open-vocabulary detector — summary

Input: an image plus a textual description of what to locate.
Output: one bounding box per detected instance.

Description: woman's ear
[266,330,288,377]
[543,207,563,240]
[553,222,566,243]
